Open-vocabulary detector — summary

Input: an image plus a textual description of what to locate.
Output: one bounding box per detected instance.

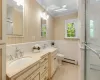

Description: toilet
[57,53,64,66]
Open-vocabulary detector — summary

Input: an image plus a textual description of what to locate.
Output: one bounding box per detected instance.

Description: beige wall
[54,12,80,64]
[54,12,78,40]
[7,0,54,44]
[0,0,2,40]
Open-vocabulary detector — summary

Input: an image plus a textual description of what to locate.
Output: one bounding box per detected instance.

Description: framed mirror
[6,0,24,36]
[41,18,47,37]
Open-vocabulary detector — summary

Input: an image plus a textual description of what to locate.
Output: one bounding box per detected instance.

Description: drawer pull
[44,58,47,61]
[41,58,48,63]
[54,58,56,60]
[44,66,47,69]
[44,77,47,80]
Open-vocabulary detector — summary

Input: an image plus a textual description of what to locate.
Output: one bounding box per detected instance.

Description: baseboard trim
[62,60,77,65]
[64,58,75,61]
[62,58,78,65]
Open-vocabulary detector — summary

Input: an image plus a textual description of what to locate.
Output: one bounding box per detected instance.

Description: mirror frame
[6,0,24,37]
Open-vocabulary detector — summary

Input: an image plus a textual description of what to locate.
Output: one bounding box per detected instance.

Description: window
[41,18,47,37]
[90,20,94,38]
[41,24,46,37]
[65,19,77,38]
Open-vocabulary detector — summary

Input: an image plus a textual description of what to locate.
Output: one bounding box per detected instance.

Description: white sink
[8,57,33,68]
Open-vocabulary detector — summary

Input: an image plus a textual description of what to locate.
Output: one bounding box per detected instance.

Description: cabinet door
[32,74,39,80]
[51,59,54,77]
[51,56,58,77]
[0,45,6,80]
[54,57,58,72]
[0,0,6,44]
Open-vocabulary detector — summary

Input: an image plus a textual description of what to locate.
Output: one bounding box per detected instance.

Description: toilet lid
[57,54,64,57]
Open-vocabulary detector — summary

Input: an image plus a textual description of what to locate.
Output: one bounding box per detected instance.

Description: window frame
[65,19,78,39]
[41,24,47,37]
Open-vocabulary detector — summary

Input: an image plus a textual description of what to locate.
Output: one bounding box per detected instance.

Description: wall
[78,0,85,80]
[0,0,2,40]
[54,12,78,40]
[54,12,80,63]
[6,0,54,44]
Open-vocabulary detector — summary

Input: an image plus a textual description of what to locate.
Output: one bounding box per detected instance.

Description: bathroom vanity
[6,48,58,80]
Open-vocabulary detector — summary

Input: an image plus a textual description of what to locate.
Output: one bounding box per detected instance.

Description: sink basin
[8,57,33,68]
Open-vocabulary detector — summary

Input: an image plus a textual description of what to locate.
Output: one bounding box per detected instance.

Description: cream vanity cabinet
[7,54,49,80]
[7,62,40,80]
[48,50,58,79]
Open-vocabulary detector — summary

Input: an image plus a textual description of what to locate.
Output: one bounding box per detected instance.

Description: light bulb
[47,15,49,19]
[40,12,49,20]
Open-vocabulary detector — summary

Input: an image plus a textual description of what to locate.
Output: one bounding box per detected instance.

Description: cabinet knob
[54,58,56,60]
[44,77,47,80]
[44,66,47,69]
[30,76,32,80]
[44,58,47,61]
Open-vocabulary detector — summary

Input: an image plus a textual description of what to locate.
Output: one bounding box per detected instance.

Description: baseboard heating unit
[62,58,78,65]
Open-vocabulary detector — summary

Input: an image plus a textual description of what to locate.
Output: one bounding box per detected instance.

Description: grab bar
[84,43,100,59]
[90,64,100,67]
[90,64,100,71]
[90,68,100,71]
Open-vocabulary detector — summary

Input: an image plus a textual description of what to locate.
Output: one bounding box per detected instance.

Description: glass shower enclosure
[85,0,100,80]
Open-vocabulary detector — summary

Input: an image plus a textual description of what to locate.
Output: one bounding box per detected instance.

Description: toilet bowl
[57,53,64,66]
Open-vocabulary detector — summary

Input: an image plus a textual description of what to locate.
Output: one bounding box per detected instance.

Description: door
[0,0,6,44]
[0,45,6,80]
[85,0,100,80]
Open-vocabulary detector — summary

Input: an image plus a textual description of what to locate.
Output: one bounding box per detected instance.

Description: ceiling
[36,0,78,17]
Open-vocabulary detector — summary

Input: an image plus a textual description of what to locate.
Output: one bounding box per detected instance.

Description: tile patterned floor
[51,63,79,80]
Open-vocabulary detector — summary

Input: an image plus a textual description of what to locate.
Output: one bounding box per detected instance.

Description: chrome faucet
[15,47,24,58]
[15,47,20,58]
[43,44,47,49]
[19,51,24,57]
[9,55,13,60]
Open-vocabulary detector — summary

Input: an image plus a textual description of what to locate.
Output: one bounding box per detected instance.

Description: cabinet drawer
[41,70,48,79]
[33,73,39,80]
[41,71,48,80]
[25,69,40,80]
[40,62,48,75]
[15,63,40,80]
[40,55,48,65]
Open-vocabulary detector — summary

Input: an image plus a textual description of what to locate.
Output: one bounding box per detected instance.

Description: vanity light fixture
[13,0,24,6]
[41,12,49,20]
[47,5,60,10]
[55,8,68,12]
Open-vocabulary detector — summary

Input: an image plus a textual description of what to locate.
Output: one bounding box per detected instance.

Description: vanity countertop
[6,47,57,78]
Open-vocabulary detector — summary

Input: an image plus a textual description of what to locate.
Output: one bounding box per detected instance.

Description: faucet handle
[15,53,19,58]
[9,55,13,61]
[16,47,20,52]
[20,50,24,57]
